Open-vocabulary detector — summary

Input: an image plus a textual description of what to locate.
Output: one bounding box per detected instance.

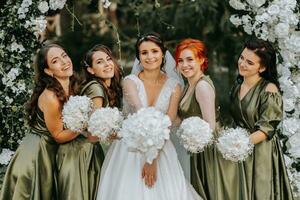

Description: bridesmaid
[0,44,79,200]
[56,44,122,200]
[175,38,218,200]
[219,38,294,199]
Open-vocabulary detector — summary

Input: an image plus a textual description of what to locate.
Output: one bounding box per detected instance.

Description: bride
[97,32,202,200]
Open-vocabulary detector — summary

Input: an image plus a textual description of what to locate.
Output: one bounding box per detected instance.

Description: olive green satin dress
[0,108,58,200]
[178,75,219,200]
[56,80,105,200]
[217,78,293,200]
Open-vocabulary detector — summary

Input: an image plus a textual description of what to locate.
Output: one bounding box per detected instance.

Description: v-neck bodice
[122,74,179,115]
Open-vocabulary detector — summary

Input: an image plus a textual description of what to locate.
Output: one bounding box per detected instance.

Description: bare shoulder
[265,83,279,93]
[38,89,60,111]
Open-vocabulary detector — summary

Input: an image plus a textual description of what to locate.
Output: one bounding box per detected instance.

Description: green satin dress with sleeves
[0,108,58,200]
[217,78,294,200]
[178,75,219,200]
[56,80,106,200]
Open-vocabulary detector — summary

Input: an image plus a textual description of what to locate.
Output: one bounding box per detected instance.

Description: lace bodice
[122,74,179,116]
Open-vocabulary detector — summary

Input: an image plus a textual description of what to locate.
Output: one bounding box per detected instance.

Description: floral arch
[0,0,299,196]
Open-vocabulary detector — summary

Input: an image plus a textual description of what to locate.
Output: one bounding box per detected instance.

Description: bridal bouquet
[177,117,213,153]
[62,95,93,132]
[88,107,123,142]
[119,107,171,164]
[216,127,254,162]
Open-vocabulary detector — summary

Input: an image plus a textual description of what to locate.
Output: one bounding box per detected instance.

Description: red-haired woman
[175,39,218,200]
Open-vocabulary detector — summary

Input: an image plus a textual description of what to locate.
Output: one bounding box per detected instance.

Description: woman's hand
[142,160,157,187]
[87,133,100,143]
[108,132,120,141]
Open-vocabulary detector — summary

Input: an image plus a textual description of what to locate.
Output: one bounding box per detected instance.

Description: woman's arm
[39,90,79,144]
[195,80,216,130]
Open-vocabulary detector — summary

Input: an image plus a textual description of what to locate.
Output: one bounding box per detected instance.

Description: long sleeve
[122,77,143,114]
[195,80,216,130]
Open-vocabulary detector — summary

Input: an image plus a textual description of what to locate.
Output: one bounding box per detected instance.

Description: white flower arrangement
[119,107,171,164]
[216,127,254,162]
[88,107,123,142]
[229,0,300,195]
[62,96,93,132]
[177,117,214,153]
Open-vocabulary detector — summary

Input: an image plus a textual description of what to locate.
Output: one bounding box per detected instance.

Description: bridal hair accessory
[131,50,185,87]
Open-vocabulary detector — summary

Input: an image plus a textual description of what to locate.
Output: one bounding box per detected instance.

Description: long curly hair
[81,44,123,108]
[26,43,80,126]
[238,38,280,89]
[174,38,209,72]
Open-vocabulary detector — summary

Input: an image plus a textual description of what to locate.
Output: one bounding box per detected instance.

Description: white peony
[177,117,214,153]
[119,107,171,164]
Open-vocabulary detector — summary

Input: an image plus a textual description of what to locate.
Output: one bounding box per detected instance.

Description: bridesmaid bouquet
[87,107,123,142]
[119,107,171,164]
[62,95,93,132]
[216,127,254,162]
[177,117,214,153]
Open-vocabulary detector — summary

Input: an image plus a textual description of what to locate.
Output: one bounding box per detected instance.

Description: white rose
[229,0,246,10]
[267,4,280,15]
[274,23,290,38]
[255,12,270,23]
[229,15,242,26]
[38,1,49,14]
[246,0,266,7]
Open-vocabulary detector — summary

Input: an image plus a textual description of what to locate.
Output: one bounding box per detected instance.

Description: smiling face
[87,50,115,80]
[238,48,265,79]
[138,41,163,71]
[177,49,204,79]
[44,47,73,79]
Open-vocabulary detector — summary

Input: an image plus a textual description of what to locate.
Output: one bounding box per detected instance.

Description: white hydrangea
[88,107,123,142]
[62,96,93,132]
[177,117,213,153]
[49,0,67,10]
[38,1,49,14]
[0,148,14,165]
[119,107,171,164]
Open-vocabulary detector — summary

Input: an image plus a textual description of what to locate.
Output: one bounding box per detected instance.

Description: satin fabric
[56,80,106,200]
[0,108,58,200]
[178,75,219,200]
[216,78,294,200]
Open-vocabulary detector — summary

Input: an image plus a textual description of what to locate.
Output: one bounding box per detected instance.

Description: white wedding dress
[96,74,202,200]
